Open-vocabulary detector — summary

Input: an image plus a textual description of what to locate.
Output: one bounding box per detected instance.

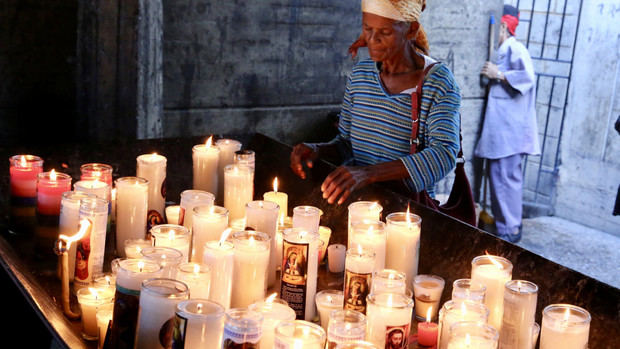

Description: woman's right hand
[290,144,318,179]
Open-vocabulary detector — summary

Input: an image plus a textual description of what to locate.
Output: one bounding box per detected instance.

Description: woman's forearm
[365,160,410,184]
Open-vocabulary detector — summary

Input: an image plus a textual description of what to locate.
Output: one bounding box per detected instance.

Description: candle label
[223,325,261,348]
[343,270,371,314]
[74,218,93,283]
[147,209,164,233]
[385,324,410,349]
[109,288,140,348]
[280,240,309,319]
[171,313,188,348]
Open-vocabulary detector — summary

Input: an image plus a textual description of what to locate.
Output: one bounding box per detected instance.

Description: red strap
[410,62,439,154]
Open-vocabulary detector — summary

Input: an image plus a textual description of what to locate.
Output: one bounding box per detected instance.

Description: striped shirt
[337,58,461,194]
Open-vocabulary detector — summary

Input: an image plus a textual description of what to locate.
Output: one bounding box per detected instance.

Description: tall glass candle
[75,197,109,284]
[176,262,211,299]
[327,310,367,348]
[499,280,538,349]
[371,269,407,295]
[246,200,279,286]
[215,138,242,201]
[74,179,110,201]
[350,220,386,272]
[151,224,191,262]
[59,191,95,281]
[231,231,270,308]
[191,205,228,262]
[315,290,345,331]
[80,163,113,186]
[343,247,375,314]
[202,240,234,309]
[234,149,255,170]
[365,292,413,348]
[136,153,167,228]
[328,244,346,273]
[471,255,513,331]
[9,155,43,200]
[173,299,225,349]
[249,298,296,349]
[413,274,445,321]
[263,177,288,220]
[292,205,321,233]
[179,189,215,229]
[347,201,382,246]
[96,303,113,349]
[193,136,220,195]
[276,216,293,269]
[115,177,149,257]
[280,228,320,321]
[540,304,590,349]
[224,164,253,221]
[437,300,489,349]
[447,321,499,349]
[385,211,421,286]
[223,308,263,348]
[77,287,114,340]
[134,278,189,349]
[451,279,486,303]
[37,170,72,215]
[141,246,184,278]
[275,320,327,348]
[165,205,181,225]
[124,238,152,259]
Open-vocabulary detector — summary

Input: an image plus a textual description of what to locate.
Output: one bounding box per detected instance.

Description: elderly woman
[290,0,461,205]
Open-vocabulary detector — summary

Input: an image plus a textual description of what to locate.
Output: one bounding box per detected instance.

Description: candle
[275,320,327,348]
[249,297,296,348]
[276,216,293,270]
[74,179,110,201]
[413,274,445,321]
[77,287,114,340]
[115,177,149,257]
[75,197,109,284]
[328,244,346,273]
[280,228,319,321]
[96,303,113,349]
[9,155,43,200]
[532,322,540,348]
[136,153,167,228]
[231,231,271,308]
[318,226,331,264]
[350,220,386,272]
[347,201,382,246]
[193,136,220,195]
[540,304,590,349]
[37,170,72,215]
[202,239,234,309]
[56,220,91,319]
[124,238,152,259]
[109,259,162,349]
[327,309,366,347]
[385,211,421,287]
[263,177,288,220]
[94,273,116,290]
[59,191,96,281]
[110,188,117,223]
[151,224,191,262]
[224,164,254,221]
[165,205,181,224]
[418,307,439,347]
[343,247,375,314]
[471,255,513,331]
[179,189,215,229]
[246,200,280,287]
[229,217,247,231]
[234,149,255,170]
[173,300,226,349]
[451,279,486,303]
[292,205,321,233]
[371,269,407,295]
[499,280,538,349]
[437,301,489,349]
[215,138,242,201]
[223,308,263,347]
[176,262,211,299]
[141,246,184,278]
[365,292,413,348]
[446,322,499,349]
[134,279,190,349]
[191,205,228,262]
[315,290,345,331]
[335,341,379,348]
[80,163,113,186]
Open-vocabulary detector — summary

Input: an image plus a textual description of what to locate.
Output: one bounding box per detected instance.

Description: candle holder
[451,279,486,303]
[58,191,96,281]
[231,231,271,308]
[115,177,149,257]
[385,211,421,287]
[203,240,234,309]
[9,154,43,202]
[471,255,513,331]
[192,137,220,195]
[174,299,226,349]
[37,170,72,216]
[347,201,383,245]
[216,138,243,202]
[275,320,327,348]
[165,205,181,225]
[246,200,280,287]
[447,321,499,349]
[292,205,322,233]
[249,298,296,348]
[93,273,116,289]
[327,310,367,348]
[192,205,229,262]
[179,189,215,228]
[96,303,113,349]
[365,292,414,348]
[75,198,109,284]
[328,244,346,273]
[136,153,167,229]
[77,287,114,341]
[499,280,538,349]
[344,247,376,314]
[540,304,590,349]
[437,300,489,349]
[176,262,211,299]
[315,290,345,330]
[413,274,446,321]
[80,163,113,186]
[350,220,386,271]
[234,149,256,170]
[223,308,263,347]
[372,269,407,295]
[124,238,152,259]
[140,246,184,278]
[150,224,191,262]
[223,164,254,221]
[74,180,110,201]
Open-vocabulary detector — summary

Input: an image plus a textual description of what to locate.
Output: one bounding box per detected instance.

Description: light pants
[488,154,524,236]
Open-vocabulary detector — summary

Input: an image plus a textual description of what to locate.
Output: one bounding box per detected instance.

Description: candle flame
[105,275,111,286]
[279,215,284,226]
[219,228,232,245]
[387,294,393,307]
[357,244,363,255]
[465,333,471,346]
[210,205,215,215]
[20,156,27,167]
[426,306,432,322]
[59,219,91,249]
[266,293,277,303]
[259,201,264,208]
[249,235,255,245]
[517,280,522,291]
[326,295,332,303]
[273,177,279,193]
[50,169,57,181]
[197,303,203,314]
[206,136,213,148]
[563,307,570,321]
[89,287,99,299]
[169,230,175,241]
[367,225,374,235]
[111,188,117,200]
[406,204,412,227]
[485,252,504,270]
[138,260,144,272]
[461,301,467,315]
[93,170,101,178]
[369,202,378,211]
[193,264,200,274]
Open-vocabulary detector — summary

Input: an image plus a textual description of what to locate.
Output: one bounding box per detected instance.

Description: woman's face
[361,12,410,62]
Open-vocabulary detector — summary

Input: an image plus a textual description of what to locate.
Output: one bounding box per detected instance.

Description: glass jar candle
[327,310,367,348]
[451,279,486,303]
[151,224,191,262]
[124,238,152,259]
[249,298,296,348]
[344,247,376,314]
[365,292,413,348]
[437,300,489,349]
[202,240,234,309]
[231,231,271,308]
[96,302,113,349]
[136,153,167,228]
[59,191,96,281]
[37,170,72,216]
[315,290,345,330]
[191,205,228,262]
[540,304,590,349]
[471,255,513,331]
[347,201,382,246]
[223,308,263,347]
[385,211,421,287]
[234,149,256,170]
[246,200,280,287]
[141,246,184,278]
[447,321,499,349]
[174,299,226,349]
[499,280,538,349]
[176,262,211,299]
[77,287,114,340]
[115,177,149,257]
[223,164,253,221]
[216,138,243,202]
[413,274,445,321]
[292,205,321,233]
[80,163,113,186]
[179,189,215,229]
[350,220,386,272]
[275,320,327,348]
[192,137,220,195]
[75,197,109,284]
[372,269,407,295]
[9,154,43,200]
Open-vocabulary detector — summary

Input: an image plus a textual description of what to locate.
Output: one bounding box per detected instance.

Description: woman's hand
[321,166,373,205]
[290,144,318,179]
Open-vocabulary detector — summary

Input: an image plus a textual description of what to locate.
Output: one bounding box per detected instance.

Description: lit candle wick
[193,264,200,274]
[138,261,144,272]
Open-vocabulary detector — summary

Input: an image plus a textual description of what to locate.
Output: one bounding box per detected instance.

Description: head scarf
[502,5,519,36]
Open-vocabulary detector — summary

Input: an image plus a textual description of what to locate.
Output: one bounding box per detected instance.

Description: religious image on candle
[74,219,93,282]
[281,241,308,318]
[343,272,371,314]
[385,324,410,349]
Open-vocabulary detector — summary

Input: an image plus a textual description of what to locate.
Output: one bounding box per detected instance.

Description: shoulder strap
[410,62,440,154]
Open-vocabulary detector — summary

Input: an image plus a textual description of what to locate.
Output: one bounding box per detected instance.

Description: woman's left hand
[321,166,372,205]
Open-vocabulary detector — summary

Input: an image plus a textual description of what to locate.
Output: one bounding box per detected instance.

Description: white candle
[173,300,226,349]
[499,280,538,349]
[135,279,190,349]
[246,200,279,287]
[263,177,288,220]
[77,287,114,340]
[276,216,293,270]
[176,262,211,299]
[59,191,95,281]
[151,224,191,262]
[365,293,413,348]
[249,298,296,349]
[471,255,513,331]
[96,303,113,349]
[350,220,386,272]
[224,164,254,221]
[94,273,116,290]
[75,197,109,284]
[234,149,255,170]
[372,269,407,295]
[136,153,167,226]
[451,279,486,303]
[165,205,181,225]
[292,205,321,233]
[327,309,367,348]
[343,247,375,314]
[124,238,152,259]
[216,138,242,201]
[413,274,446,321]
[231,231,271,308]
[193,136,220,195]
[437,301,490,349]
[280,228,320,321]
[74,180,110,201]
[385,211,421,287]
[447,322,499,349]
[223,308,263,347]
[202,240,234,309]
[540,304,590,349]
[274,320,327,348]
[115,177,149,258]
[179,189,215,230]
[141,246,184,278]
[328,244,346,273]
[315,290,344,331]
[347,201,382,247]
[191,205,228,262]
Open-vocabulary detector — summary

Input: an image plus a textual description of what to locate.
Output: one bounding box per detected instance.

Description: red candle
[9,155,43,198]
[37,170,72,215]
[80,163,113,186]
[417,307,439,347]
